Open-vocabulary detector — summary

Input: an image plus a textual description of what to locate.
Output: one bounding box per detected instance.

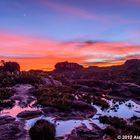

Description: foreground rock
[11,84,35,107]
[0,117,27,140]
[42,101,96,120]
[109,82,140,100]
[17,110,42,119]
[0,87,15,110]
[29,119,56,140]
[66,124,103,140]
[0,116,15,125]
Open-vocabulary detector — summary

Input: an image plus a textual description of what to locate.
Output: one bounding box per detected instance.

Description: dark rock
[42,101,96,120]
[17,110,42,119]
[0,99,15,110]
[55,61,83,71]
[72,85,99,93]
[0,116,15,125]
[109,82,140,100]
[72,79,111,89]
[66,124,103,140]
[0,121,27,140]
[11,84,35,107]
[29,119,56,140]
[1,61,20,72]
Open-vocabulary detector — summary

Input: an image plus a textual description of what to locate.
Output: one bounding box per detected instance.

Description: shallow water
[0,85,140,138]
[24,99,140,136]
[0,101,37,117]
[25,116,92,137]
[92,100,140,128]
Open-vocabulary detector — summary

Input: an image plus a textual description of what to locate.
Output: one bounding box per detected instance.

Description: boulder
[0,116,15,125]
[29,119,56,140]
[0,121,27,140]
[66,124,103,140]
[17,110,42,119]
[55,61,83,71]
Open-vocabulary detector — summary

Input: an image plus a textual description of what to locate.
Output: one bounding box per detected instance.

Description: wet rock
[42,101,96,120]
[0,121,27,140]
[66,124,103,140]
[17,110,42,119]
[109,82,140,100]
[43,78,62,87]
[71,100,96,117]
[29,119,56,140]
[11,84,35,107]
[0,115,15,125]
[99,116,127,129]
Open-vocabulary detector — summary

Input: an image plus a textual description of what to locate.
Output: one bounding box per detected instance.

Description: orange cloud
[0,32,140,70]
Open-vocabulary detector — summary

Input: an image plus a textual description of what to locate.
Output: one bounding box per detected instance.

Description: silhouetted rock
[55,61,83,71]
[124,59,140,69]
[29,119,56,140]
[1,61,20,72]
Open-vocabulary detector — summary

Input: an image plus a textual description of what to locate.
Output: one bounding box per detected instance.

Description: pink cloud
[0,32,140,70]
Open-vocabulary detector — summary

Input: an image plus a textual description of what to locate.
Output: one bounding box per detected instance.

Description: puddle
[92,100,140,128]
[0,101,37,117]
[1,91,140,137]
[25,115,92,137]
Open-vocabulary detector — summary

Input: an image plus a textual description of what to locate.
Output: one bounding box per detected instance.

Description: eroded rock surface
[17,110,42,119]
[0,116,28,140]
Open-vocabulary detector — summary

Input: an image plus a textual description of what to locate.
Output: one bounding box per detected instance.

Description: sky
[0,0,140,70]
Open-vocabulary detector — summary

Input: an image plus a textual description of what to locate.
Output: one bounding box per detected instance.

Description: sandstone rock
[29,119,56,140]
[0,121,27,140]
[66,124,103,140]
[55,61,83,71]
[0,115,15,125]
[17,110,42,119]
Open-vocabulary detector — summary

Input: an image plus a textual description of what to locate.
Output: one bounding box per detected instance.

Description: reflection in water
[25,116,92,137]
[0,101,37,117]
[92,100,140,128]
[0,99,140,137]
